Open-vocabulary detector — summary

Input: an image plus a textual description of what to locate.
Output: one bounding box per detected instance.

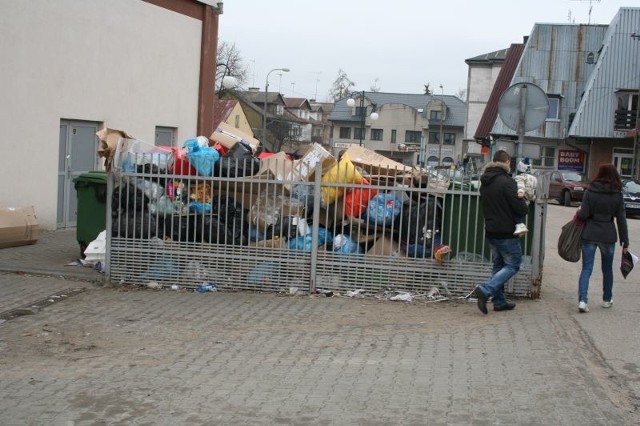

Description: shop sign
[558,150,584,171]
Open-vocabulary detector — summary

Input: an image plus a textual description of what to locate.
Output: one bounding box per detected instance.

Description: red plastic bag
[168,147,197,176]
[344,179,377,218]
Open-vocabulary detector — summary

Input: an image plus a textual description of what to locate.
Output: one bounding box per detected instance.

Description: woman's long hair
[592,163,622,190]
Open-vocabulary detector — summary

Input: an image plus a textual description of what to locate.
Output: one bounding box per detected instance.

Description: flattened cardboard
[0,206,39,249]
[345,145,411,176]
[210,122,260,153]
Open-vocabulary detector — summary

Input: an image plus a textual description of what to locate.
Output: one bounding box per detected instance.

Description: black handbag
[558,216,584,262]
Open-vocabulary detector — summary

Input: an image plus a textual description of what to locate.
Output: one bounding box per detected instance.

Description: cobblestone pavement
[0,205,638,425]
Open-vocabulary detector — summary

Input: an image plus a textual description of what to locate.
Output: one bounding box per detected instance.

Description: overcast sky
[219,0,634,102]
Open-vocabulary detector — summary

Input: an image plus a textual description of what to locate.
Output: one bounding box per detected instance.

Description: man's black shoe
[473,287,488,315]
[493,302,516,312]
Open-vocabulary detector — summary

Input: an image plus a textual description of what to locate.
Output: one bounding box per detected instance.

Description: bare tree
[329,68,355,101]
[456,88,467,101]
[216,41,248,90]
[369,78,381,92]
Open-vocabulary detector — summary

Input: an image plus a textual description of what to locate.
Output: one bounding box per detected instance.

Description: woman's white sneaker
[578,301,589,313]
[602,300,613,308]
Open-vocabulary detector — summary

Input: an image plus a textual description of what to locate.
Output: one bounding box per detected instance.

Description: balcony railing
[614,108,638,130]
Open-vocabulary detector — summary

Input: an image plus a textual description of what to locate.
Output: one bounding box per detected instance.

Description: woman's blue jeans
[578,240,615,304]
[479,237,522,307]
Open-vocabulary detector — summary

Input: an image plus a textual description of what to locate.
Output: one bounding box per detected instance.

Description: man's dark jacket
[479,161,529,239]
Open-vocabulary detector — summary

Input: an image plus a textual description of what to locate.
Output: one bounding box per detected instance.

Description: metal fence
[106,149,547,298]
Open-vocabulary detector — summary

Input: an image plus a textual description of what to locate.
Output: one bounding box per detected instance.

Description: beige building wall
[0,0,202,229]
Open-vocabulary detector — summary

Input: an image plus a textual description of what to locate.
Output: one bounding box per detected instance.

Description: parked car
[622,179,640,217]
[534,170,589,206]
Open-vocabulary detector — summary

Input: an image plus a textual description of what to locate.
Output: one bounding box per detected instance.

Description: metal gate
[106,148,547,298]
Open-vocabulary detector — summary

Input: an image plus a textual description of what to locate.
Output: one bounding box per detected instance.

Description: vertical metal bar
[309,165,322,292]
[105,170,113,281]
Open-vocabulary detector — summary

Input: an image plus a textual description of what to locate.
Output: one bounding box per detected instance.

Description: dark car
[622,179,640,217]
[535,170,589,206]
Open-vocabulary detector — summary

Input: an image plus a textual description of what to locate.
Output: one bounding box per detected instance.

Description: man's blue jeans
[479,237,522,307]
[578,240,615,304]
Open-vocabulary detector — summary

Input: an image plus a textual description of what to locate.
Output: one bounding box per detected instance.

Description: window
[371,129,383,141]
[405,131,421,143]
[428,132,439,145]
[355,106,366,118]
[430,110,442,121]
[532,146,556,167]
[354,127,365,140]
[339,127,351,139]
[444,133,456,145]
[391,129,397,144]
[276,105,284,115]
[234,115,240,128]
[546,95,561,120]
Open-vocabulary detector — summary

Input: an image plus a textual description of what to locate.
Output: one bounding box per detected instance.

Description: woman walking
[576,164,629,313]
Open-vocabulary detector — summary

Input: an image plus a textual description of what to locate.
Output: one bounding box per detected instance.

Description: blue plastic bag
[365,193,402,226]
[183,138,220,176]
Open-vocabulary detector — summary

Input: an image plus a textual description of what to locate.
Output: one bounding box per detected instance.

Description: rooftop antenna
[570,0,601,24]
[314,72,321,100]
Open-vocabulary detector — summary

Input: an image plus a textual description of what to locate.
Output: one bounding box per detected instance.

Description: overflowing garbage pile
[99,126,452,263]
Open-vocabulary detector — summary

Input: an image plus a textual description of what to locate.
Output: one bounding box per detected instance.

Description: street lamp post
[347,91,378,146]
[216,63,238,93]
[263,67,290,146]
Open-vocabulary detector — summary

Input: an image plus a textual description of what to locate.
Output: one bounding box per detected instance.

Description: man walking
[472,150,529,314]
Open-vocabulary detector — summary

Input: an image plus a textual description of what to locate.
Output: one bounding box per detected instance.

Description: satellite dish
[498,83,549,132]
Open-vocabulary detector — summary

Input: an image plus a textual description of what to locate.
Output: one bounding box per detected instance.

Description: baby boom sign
[558,149,584,171]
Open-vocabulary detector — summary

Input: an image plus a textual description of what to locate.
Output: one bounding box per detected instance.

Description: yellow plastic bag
[321,153,364,206]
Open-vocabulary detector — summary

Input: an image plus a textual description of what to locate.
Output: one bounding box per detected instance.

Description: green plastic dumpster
[441,193,534,262]
[74,171,108,257]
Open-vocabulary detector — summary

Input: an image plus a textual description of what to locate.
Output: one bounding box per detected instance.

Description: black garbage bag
[112,182,150,213]
[168,213,247,245]
[214,142,260,178]
[270,215,301,240]
[394,196,443,257]
[112,211,158,239]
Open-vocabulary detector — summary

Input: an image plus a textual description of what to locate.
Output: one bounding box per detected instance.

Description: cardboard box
[255,151,294,182]
[345,145,411,176]
[0,206,39,249]
[210,122,260,153]
[366,235,401,257]
[286,143,336,184]
[96,128,134,172]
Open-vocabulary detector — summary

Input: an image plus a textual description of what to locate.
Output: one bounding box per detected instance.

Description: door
[612,148,633,178]
[57,120,100,229]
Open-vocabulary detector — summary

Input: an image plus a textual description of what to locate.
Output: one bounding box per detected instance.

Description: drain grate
[0,287,87,323]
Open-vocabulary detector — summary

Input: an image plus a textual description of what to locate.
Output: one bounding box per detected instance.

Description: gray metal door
[57,120,100,229]
[155,126,175,147]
